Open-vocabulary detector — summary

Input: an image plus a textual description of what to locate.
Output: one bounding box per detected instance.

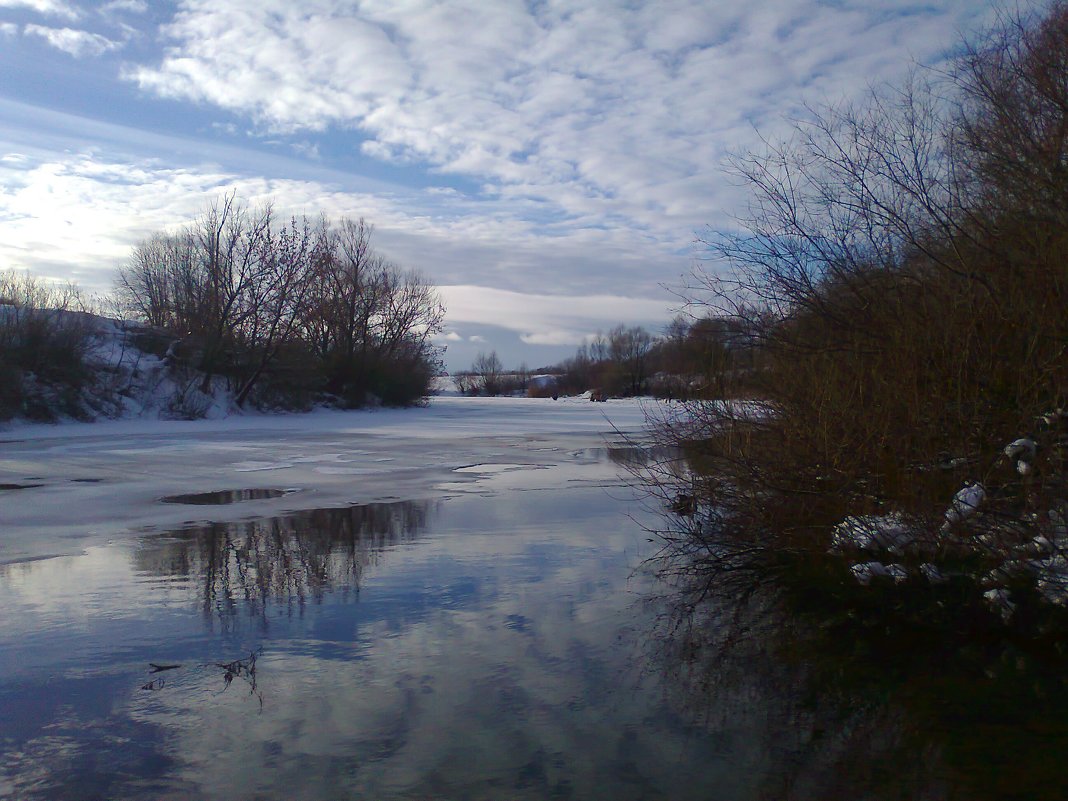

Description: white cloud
[1,2,1002,361]
[520,330,591,347]
[100,0,146,13]
[441,285,674,347]
[291,140,320,160]
[24,24,121,57]
[0,143,678,349]
[0,0,79,19]
[0,21,17,35]
[0,149,406,288]
[127,0,993,244]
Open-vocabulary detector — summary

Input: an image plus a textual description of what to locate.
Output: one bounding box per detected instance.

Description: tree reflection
[647,560,1068,801]
[134,500,435,628]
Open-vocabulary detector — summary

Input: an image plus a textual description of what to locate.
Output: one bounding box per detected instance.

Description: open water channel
[0,442,750,800]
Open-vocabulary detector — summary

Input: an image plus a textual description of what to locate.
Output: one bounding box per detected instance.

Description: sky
[0,0,995,370]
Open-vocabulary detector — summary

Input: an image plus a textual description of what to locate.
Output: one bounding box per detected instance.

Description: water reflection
[159,488,292,505]
[650,566,1068,801]
[134,501,433,627]
[599,443,681,468]
[1,460,744,801]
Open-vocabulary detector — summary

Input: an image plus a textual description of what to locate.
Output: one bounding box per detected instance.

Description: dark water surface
[159,488,293,505]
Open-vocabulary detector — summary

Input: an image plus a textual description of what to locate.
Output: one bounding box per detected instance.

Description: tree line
[0,196,445,420]
[456,317,754,399]
[116,196,444,409]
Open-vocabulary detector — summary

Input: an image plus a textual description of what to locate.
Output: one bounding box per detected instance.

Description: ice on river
[0,395,652,564]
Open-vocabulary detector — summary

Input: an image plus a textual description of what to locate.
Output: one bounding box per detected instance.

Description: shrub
[0,271,96,421]
[652,2,1068,628]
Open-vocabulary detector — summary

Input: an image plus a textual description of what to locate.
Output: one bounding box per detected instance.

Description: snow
[1004,438,1037,461]
[850,561,908,585]
[1003,437,1037,476]
[983,588,1016,620]
[0,395,653,564]
[943,482,985,528]
[832,513,914,553]
[919,563,946,584]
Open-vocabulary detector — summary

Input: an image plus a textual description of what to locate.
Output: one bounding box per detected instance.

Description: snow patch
[943,482,985,529]
[832,513,915,553]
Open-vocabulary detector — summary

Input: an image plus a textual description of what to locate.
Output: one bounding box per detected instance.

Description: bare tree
[232,214,317,406]
[0,271,96,419]
[472,350,504,396]
[300,216,445,405]
[118,198,445,410]
[608,324,654,395]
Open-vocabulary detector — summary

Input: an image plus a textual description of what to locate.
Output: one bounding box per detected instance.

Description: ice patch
[453,463,540,474]
[313,466,382,476]
[232,461,295,472]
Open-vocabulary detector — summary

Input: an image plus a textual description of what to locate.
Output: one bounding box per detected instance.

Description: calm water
[0,453,741,801]
[5,449,1068,801]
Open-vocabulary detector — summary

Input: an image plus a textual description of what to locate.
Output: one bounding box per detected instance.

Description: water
[158,488,294,505]
[0,453,737,801]
[5,447,1068,800]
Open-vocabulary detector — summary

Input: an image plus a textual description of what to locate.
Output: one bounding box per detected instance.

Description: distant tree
[453,372,478,396]
[473,350,504,396]
[607,324,654,395]
[116,193,276,394]
[232,213,317,406]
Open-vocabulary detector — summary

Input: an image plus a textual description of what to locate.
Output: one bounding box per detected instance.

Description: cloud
[0,102,683,304]
[0,2,1002,363]
[100,0,146,13]
[519,330,590,347]
[0,0,79,19]
[441,285,674,347]
[127,0,993,245]
[291,140,320,160]
[0,21,17,35]
[0,149,420,287]
[24,24,121,57]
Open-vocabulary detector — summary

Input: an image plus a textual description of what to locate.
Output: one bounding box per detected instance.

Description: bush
[0,271,96,421]
[653,3,1068,629]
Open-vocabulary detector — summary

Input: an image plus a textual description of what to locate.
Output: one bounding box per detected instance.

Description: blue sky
[0,0,993,370]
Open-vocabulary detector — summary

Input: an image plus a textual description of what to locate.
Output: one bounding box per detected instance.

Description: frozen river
[0,397,743,800]
[0,396,654,564]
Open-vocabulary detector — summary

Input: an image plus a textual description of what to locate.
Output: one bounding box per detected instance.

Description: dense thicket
[653,3,1068,627]
[115,196,445,409]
